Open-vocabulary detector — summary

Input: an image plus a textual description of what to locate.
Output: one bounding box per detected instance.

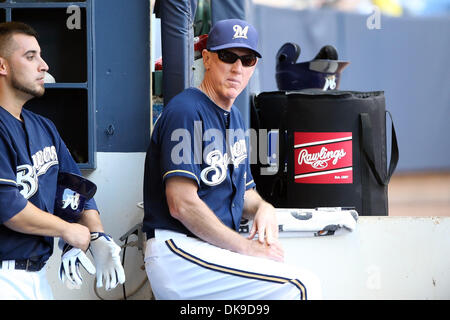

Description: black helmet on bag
[276,43,349,91]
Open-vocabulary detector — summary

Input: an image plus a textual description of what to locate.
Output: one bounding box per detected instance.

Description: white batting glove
[89,232,126,291]
[59,243,96,289]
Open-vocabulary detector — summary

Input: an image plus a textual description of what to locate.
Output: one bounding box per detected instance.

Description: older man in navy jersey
[143,19,322,300]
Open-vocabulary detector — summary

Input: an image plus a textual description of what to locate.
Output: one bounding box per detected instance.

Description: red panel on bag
[294,132,353,184]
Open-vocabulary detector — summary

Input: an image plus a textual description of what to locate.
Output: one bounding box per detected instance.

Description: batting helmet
[276,43,349,91]
[54,172,97,223]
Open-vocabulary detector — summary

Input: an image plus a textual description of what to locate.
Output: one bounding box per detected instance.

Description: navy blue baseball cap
[206,19,262,58]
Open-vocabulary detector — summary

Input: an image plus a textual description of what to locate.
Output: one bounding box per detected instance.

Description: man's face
[6,33,49,98]
[204,47,257,104]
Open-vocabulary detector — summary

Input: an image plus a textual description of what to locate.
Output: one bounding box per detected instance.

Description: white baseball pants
[0,263,53,300]
[144,229,322,300]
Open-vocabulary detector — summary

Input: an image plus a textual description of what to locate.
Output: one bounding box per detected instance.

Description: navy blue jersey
[0,106,97,262]
[143,88,255,237]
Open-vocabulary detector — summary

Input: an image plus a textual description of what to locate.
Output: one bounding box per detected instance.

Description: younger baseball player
[0,22,124,299]
[143,19,322,300]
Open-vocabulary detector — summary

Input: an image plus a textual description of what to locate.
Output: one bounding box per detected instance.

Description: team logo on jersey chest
[16,146,59,199]
[32,146,58,175]
[200,139,247,186]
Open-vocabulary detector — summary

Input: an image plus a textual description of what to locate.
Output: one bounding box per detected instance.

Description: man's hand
[247,200,279,245]
[246,202,283,262]
[89,232,125,291]
[61,223,91,252]
[246,237,284,262]
[242,190,283,261]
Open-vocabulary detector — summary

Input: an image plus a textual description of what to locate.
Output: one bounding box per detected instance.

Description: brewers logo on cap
[206,19,262,58]
[232,25,248,39]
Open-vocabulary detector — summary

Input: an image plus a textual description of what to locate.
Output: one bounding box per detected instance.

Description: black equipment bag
[251,90,399,216]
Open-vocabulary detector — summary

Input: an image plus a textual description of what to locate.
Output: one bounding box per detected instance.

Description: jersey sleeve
[0,130,28,222]
[157,104,202,187]
[0,131,18,188]
[0,186,28,223]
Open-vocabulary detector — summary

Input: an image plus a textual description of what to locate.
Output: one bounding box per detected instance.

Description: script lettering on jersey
[170,124,251,186]
[16,164,38,199]
[16,146,59,199]
[32,146,58,175]
[201,139,247,186]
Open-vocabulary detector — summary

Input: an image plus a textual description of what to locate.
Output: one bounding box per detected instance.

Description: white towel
[239,207,358,238]
[276,207,358,237]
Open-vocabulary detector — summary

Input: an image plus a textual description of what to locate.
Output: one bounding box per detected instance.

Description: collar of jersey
[190,87,235,116]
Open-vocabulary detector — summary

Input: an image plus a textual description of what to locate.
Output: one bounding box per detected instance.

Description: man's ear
[0,57,8,76]
[202,49,211,70]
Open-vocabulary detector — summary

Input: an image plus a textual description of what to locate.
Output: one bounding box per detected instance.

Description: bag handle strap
[360,111,399,186]
[360,113,385,185]
[386,110,399,183]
